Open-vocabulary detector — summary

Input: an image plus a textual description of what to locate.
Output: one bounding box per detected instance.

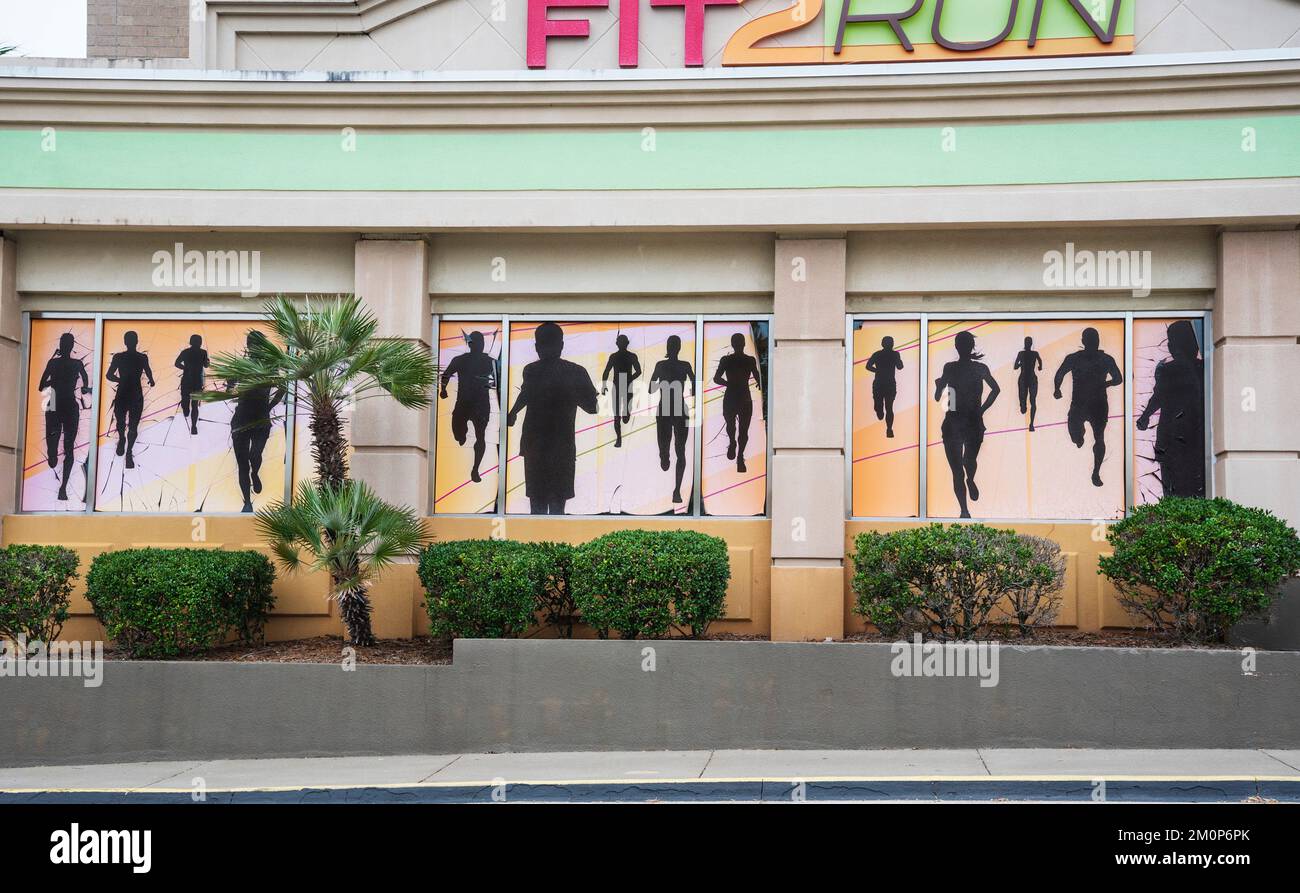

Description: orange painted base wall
[0,515,772,643]
[2,515,1140,643]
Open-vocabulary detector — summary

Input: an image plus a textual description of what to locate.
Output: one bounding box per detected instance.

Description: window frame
[844,310,1214,523]
[430,313,774,520]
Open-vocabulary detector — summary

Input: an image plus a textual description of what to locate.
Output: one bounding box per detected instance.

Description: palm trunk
[310,399,348,488]
[338,585,375,647]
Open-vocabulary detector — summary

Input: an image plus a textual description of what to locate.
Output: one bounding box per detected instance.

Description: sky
[1,0,87,57]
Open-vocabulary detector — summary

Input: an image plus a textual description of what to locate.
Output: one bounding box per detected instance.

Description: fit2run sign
[527,0,1135,68]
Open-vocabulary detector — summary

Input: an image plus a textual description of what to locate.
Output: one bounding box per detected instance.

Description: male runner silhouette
[440,330,497,483]
[649,334,695,505]
[105,330,155,469]
[1013,336,1043,432]
[934,330,1000,519]
[175,334,210,435]
[507,322,599,515]
[227,331,285,513]
[600,334,641,449]
[865,335,904,438]
[1053,327,1123,488]
[38,332,91,501]
[713,332,762,473]
[1136,320,1205,498]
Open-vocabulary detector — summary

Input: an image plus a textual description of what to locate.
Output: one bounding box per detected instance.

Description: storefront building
[1,0,1298,642]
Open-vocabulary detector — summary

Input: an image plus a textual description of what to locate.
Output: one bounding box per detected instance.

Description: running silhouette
[175,334,210,436]
[1136,319,1205,498]
[865,335,904,438]
[507,322,599,515]
[600,334,641,449]
[226,331,285,513]
[934,330,1000,519]
[440,330,497,483]
[649,334,695,505]
[1014,336,1043,432]
[713,332,762,473]
[38,332,91,501]
[1053,327,1123,488]
[104,330,155,470]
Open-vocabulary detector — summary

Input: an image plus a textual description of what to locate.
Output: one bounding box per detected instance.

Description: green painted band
[2,115,1295,192]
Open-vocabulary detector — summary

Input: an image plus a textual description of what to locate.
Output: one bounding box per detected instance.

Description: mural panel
[94,319,287,514]
[701,320,769,517]
[851,319,921,518]
[925,319,1126,520]
[1132,317,1207,504]
[434,320,503,514]
[22,318,96,511]
[505,320,697,515]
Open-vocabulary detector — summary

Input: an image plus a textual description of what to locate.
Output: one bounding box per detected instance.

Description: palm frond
[254,480,427,600]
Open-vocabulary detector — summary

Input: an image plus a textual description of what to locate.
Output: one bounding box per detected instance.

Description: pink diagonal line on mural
[923,319,994,347]
[24,398,183,473]
[852,442,920,464]
[852,339,923,366]
[703,473,765,499]
[923,413,1124,447]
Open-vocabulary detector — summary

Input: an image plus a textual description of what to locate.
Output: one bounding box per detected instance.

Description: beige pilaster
[1213,230,1300,528]
[769,239,847,641]
[351,236,432,511]
[349,237,432,641]
[0,236,20,540]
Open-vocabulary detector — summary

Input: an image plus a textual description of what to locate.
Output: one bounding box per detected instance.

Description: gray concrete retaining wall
[2,640,1298,767]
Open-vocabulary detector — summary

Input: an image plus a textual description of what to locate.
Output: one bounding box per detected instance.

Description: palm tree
[204,295,438,645]
[207,295,437,487]
[258,481,426,645]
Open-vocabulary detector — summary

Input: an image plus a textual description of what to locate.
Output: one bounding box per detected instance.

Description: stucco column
[1212,230,1300,529]
[349,237,431,640]
[769,239,847,641]
[351,237,432,510]
[0,236,20,540]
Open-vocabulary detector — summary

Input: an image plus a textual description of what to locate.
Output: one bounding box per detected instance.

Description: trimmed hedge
[419,540,574,639]
[0,544,80,644]
[850,524,1060,641]
[85,548,276,658]
[1099,497,1300,644]
[572,530,730,639]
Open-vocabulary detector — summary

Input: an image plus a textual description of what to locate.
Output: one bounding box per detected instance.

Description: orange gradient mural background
[852,320,921,518]
[434,319,503,514]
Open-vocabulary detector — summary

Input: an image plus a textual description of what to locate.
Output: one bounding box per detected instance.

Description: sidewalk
[3,749,1299,803]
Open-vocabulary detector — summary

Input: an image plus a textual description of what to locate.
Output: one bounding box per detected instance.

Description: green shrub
[0,545,80,644]
[572,530,730,639]
[419,540,573,639]
[1099,497,1300,644]
[850,524,1059,641]
[85,548,276,658]
[1006,535,1066,637]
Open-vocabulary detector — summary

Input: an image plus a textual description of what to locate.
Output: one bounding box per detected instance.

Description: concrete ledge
[2,640,1298,767]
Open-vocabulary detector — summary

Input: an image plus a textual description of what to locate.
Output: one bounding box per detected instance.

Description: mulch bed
[107,636,455,665]
[103,628,1233,664]
[841,627,1237,650]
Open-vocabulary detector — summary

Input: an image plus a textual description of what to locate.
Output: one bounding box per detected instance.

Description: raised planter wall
[3,640,1298,767]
